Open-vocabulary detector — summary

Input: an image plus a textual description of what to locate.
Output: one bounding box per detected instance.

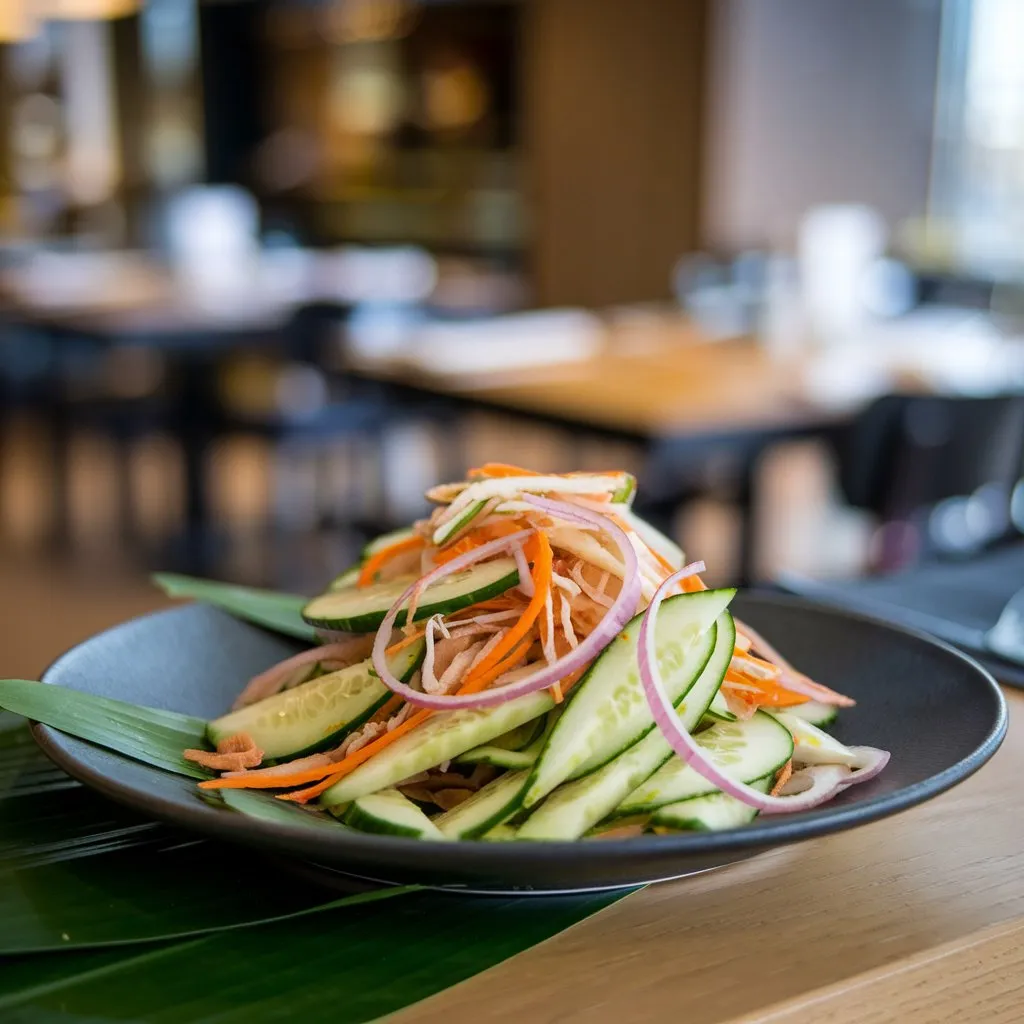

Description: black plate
[34,594,1007,892]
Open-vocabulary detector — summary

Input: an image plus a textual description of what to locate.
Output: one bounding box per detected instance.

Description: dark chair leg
[48,406,73,553]
[113,431,139,550]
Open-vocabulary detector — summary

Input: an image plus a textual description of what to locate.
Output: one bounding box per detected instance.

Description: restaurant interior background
[2,0,1024,677]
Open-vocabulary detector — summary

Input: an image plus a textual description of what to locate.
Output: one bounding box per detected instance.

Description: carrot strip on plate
[357,535,426,587]
[468,463,542,479]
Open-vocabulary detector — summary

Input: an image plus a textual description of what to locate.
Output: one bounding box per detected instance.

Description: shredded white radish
[438,642,485,693]
[551,571,581,597]
[559,592,579,649]
[569,562,614,609]
[730,653,782,681]
[468,628,508,673]
[421,614,452,694]
[513,543,535,597]
[542,589,558,664]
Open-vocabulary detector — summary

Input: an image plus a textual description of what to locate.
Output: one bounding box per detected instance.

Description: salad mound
[184,464,889,841]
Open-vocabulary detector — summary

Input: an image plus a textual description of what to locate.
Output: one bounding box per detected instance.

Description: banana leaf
[153,574,315,642]
[0,721,414,953]
[0,886,634,1022]
[0,679,211,779]
[0,682,364,840]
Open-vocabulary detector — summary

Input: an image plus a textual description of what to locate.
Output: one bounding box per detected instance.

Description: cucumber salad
[185,464,889,841]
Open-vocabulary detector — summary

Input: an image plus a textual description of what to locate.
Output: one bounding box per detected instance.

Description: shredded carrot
[461,531,552,686]
[550,682,564,704]
[724,669,809,707]
[769,759,793,797]
[369,693,404,724]
[647,546,678,576]
[385,628,426,657]
[468,463,542,479]
[357,535,426,588]
[458,634,534,695]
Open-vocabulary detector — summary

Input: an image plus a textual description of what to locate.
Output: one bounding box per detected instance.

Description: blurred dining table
[3,252,1023,580]
[343,304,1024,581]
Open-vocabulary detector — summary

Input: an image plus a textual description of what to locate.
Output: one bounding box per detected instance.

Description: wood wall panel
[523,0,709,307]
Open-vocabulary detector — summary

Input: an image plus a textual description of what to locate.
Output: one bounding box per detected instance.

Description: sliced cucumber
[521,588,735,810]
[771,711,859,767]
[433,770,529,839]
[455,746,537,770]
[778,699,838,728]
[487,716,546,752]
[433,500,489,546]
[343,789,447,839]
[206,641,424,763]
[481,823,519,842]
[516,613,734,841]
[303,557,519,633]
[705,690,737,722]
[329,567,360,591]
[320,690,553,809]
[328,527,419,591]
[617,710,793,815]
[651,777,770,832]
[363,527,418,559]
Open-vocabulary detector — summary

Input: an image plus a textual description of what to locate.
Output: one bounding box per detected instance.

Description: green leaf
[0,886,634,1021]
[153,574,315,641]
[0,722,415,953]
[0,683,360,841]
[0,680,210,779]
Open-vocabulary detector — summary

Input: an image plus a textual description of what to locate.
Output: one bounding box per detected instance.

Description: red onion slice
[639,569,890,814]
[369,497,642,710]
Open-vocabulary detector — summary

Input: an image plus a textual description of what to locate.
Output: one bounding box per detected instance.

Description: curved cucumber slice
[485,715,547,752]
[455,746,537,770]
[705,690,737,723]
[329,567,360,591]
[433,770,529,839]
[344,789,446,839]
[521,588,735,809]
[303,557,519,633]
[651,777,771,832]
[617,710,793,815]
[206,642,424,763]
[320,689,553,809]
[433,500,489,546]
[481,823,519,842]
[777,699,838,728]
[771,711,859,766]
[328,527,419,591]
[516,614,735,841]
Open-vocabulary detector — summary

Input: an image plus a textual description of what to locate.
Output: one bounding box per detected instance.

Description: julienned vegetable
[182,463,888,840]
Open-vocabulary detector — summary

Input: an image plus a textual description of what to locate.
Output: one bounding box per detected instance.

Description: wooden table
[400,685,1024,1024]
[346,317,852,583]
[4,559,1021,1023]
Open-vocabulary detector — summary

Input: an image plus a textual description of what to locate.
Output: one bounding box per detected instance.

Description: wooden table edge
[727,915,1024,1023]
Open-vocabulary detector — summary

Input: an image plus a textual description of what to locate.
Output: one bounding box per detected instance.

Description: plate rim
[31,593,1009,875]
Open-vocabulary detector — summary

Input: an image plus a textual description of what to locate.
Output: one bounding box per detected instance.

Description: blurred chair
[217,302,407,545]
[831,394,1024,571]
